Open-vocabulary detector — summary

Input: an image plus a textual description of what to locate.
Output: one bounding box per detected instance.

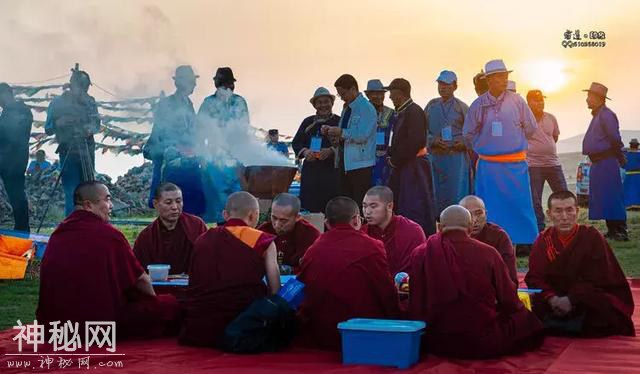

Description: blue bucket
[338,318,426,369]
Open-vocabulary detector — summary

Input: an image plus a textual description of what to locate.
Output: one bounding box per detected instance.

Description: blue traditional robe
[582,105,626,220]
[623,149,640,207]
[372,106,395,186]
[463,91,538,244]
[425,97,471,215]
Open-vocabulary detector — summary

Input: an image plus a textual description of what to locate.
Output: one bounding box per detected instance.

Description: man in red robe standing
[297,196,401,350]
[133,182,207,275]
[409,205,543,359]
[361,186,426,274]
[179,191,281,347]
[460,195,517,284]
[526,190,635,337]
[37,181,180,339]
[258,193,320,274]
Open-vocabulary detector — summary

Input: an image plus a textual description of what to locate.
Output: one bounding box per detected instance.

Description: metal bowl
[243,165,298,199]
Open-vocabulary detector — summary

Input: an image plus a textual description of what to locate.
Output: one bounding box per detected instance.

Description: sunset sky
[1,0,639,176]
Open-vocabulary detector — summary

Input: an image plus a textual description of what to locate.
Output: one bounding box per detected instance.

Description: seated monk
[258,193,320,274]
[37,181,180,339]
[297,196,401,350]
[409,205,543,359]
[133,182,207,275]
[179,191,281,347]
[525,191,635,337]
[361,186,426,274]
[460,195,518,285]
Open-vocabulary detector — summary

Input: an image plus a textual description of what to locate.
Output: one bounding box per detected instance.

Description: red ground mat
[1,286,638,373]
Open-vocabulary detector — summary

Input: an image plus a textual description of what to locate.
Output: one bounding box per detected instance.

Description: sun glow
[521,59,569,94]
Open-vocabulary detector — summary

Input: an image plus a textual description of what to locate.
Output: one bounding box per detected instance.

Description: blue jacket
[340,93,377,171]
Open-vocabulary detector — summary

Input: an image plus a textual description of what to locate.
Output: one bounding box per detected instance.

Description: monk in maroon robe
[37,182,180,339]
[460,195,518,284]
[179,191,281,347]
[134,182,207,275]
[258,193,320,274]
[409,205,543,359]
[361,186,426,274]
[297,196,401,350]
[526,191,635,337]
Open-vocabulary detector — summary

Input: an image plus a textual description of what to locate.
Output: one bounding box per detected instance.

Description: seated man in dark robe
[361,186,426,274]
[37,181,180,339]
[297,196,401,350]
[525,190,635,337]
[409,205,543,359]
[258,193,321,274]
[133,182,207,275]
[460,194,518,285]
[179,191,281,347]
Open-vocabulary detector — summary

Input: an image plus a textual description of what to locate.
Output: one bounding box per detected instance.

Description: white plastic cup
[147,264,171,281]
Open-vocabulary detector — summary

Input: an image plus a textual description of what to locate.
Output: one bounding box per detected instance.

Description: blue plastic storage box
[337,318,426,369]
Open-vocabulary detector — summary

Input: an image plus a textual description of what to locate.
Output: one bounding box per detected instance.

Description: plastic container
[277,277,305,309]
[147,264,171,281]
[338,318,426,369]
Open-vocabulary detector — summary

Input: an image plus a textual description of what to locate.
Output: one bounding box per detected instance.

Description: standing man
[266,129,289,156]
[322,74,377,208]
[0,83,33,232]
[425,70,471,215]
[526,90,567,232]
[198,67,250,130]
[463,59,538,245]
[143,65,200,211]
[581,82,628,241]
[623,139,640,208]
[364,79,395,186]
[45,67,101,216]
[386,78,436,235]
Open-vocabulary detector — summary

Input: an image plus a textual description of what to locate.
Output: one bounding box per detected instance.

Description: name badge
[376,131,386,146]
[491,121,503,137]
[441,126,453,141]
[310,136,322,152]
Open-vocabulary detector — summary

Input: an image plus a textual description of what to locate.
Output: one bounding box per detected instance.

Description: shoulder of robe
[424,98,440,111]
[298,219,321,234]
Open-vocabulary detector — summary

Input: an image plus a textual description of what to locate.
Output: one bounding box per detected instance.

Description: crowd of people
[1,57,639,360]
[35,180,634,359]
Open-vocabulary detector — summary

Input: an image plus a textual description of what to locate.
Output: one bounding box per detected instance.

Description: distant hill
[557,130,640,154]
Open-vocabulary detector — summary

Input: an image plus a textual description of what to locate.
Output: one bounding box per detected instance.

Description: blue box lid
[338,318,426,332]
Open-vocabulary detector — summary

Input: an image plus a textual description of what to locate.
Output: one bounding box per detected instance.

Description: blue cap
[365,79,387,92]
[436,70,457,84]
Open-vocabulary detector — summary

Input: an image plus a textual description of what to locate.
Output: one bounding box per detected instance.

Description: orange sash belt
[478,150,526,163]
[416,147,427,157]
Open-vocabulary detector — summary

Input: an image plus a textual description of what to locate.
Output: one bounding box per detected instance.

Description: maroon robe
[473,222,518,285]
[409,230,543,359]
[133,213,207,274]
[297,224,401,350]
[258,218,320,272]
[525,225,635,337]
[361,215,426,274]
[37,210,180,339]
[179,219,276,347]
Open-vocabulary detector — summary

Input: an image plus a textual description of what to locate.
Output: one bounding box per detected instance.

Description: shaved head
[73,181,107,205]
[459,195,485,210]
[272,193,301,215]
[439,205,472,233]
[325,196,359,226]
[365,186,394,204]
[225,191,259,217]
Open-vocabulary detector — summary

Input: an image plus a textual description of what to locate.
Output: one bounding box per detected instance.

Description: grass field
[0,211,638,330]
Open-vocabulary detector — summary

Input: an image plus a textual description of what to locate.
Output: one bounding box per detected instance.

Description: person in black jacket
[385,78,436,235]
[0,83,33,232]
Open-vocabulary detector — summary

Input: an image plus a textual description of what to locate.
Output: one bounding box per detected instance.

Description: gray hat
[310,87,335,104]
[174,65,199,79]
[365,79,386,92]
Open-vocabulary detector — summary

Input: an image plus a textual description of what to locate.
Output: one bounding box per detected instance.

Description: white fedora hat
[484,59,513,77]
